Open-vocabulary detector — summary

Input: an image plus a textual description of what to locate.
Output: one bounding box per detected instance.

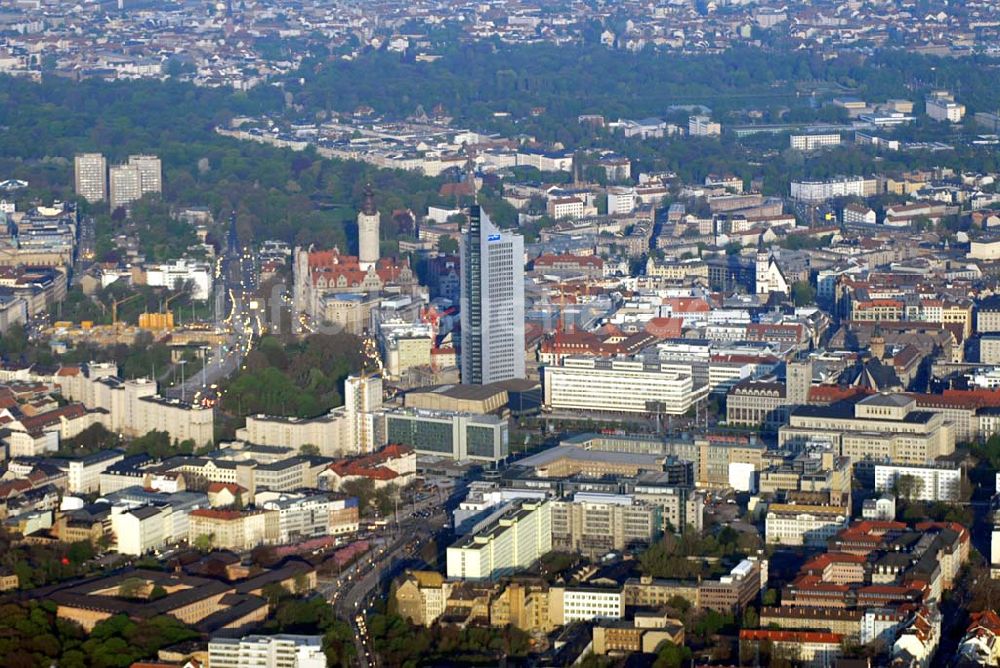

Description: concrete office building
[460,205,525,384]
[447,499,552,580]
[384,407,508,462]
[74,153,107,203]
[689,115,721,136]
[790,134,841,151]
[926,91,966,123]
[357,184,380,270]
[550,493,662,557]
[208,634,326,668]
[554,587,624,624]
[543,356,707,414]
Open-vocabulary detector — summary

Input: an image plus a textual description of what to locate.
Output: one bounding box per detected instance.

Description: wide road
[165,233,259,400]
[321,499,449,667]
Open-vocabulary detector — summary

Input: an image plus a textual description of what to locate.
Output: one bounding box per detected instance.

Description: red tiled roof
[740,630,843,644]
[206,482,245,495]
[645,317,683,340]
[662,297,711,312]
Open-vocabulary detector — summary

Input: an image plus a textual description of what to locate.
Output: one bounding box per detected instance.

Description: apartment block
[790,177,878,202]
[446,499,552,580]
[765,503,850,547]
[109,164,143,211]
[188,508,279,550]
[874,462,961,502]
[74,153,106,202]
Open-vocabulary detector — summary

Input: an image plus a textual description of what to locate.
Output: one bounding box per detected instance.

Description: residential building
[765,503,850,547]
[874,462,961,502]
[258,493,360,543]
[236,374,381,456]
[66,450,126,494]
[187,508,279,550]
[446,499,551,580]
[606,187,636,215]
[128,154,162,195]
[395,570,450,626]
[790,177,878,202]
[110,504,171,556]
[460,204,525,384]
[144,259,213,300]
[344,374,383,455]
[208,634,326,668]
[109,164,143,211]
[740,630,844,667]
[74,153,106,203]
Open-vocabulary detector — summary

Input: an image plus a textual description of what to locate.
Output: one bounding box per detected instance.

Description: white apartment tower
[358,184,380,270]
[109,164,143,211]
[460,204,525,384]
[109,155,162,211]
[129,154,162,195]
[74,153,107,203]
[344,373,384,454]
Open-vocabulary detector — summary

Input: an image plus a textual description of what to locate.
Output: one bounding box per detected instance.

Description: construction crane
[162,290,184,312]
[111,293,142,327]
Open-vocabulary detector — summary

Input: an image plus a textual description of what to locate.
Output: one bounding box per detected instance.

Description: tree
[117,577,146,599]
[653,641,692,668]
[341,478,376,514]
[192,533,214,552]
[892,473,924,501]
[791,280,816,307]
[437,235,459,254]
[742,605,759,629]
[300,444,320,456]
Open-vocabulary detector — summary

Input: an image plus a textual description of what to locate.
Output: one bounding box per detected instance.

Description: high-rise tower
[358,184,380,271]
[460,205,525,385]
[74,153,107,203]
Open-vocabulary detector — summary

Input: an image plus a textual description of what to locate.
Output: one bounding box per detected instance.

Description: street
[320,495,450,667]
